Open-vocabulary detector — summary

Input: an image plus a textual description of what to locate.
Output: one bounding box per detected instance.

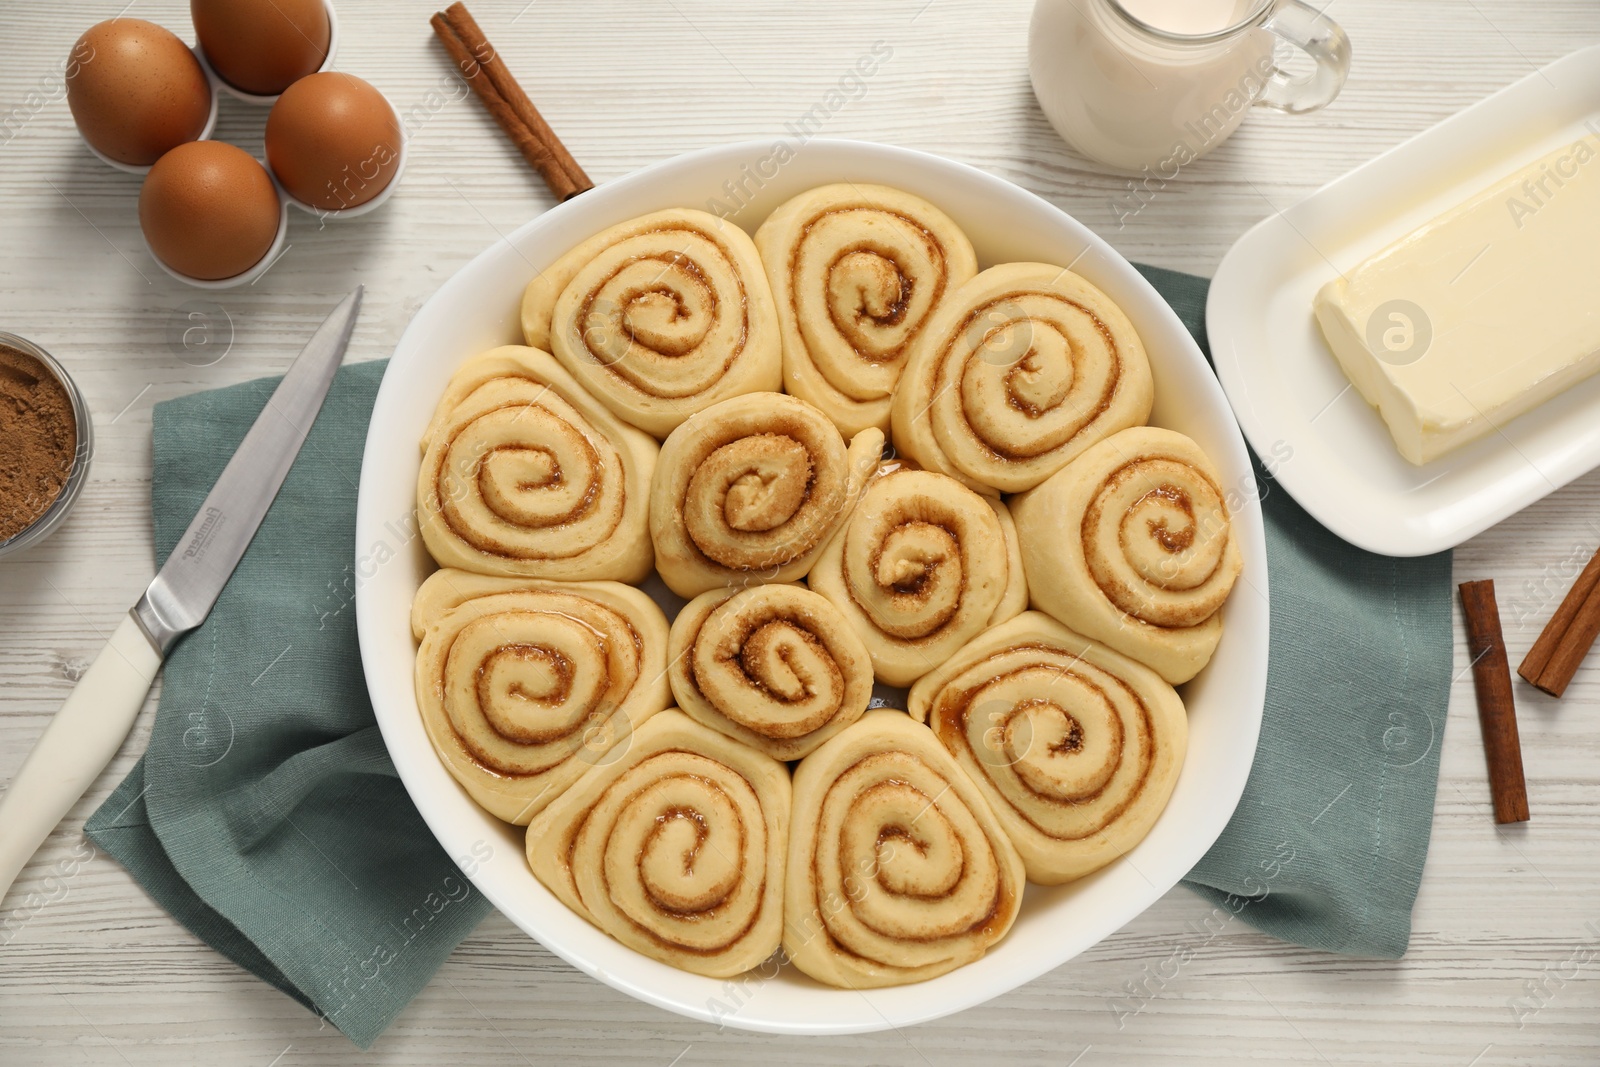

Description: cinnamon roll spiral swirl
[753,183,978,438]
[808,465,1027,687]
[908,612,1187,884]
[668,583,874,760]
[890,263,1154,495]
[1011,427,1244,684]
[650,391,883,597]
[526,710,790,978]
[411,569,672,824]
[521,208,782,438]
[417,347,657,583]
[784,710,1025,988]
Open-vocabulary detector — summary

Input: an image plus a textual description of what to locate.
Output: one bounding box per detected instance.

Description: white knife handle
[0,613,161,903]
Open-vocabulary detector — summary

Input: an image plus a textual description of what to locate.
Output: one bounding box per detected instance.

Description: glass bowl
[0,333,93,558]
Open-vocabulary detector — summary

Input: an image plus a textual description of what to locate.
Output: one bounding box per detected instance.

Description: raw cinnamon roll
[753,183,978,438]
[908,612,1187,884]
[784,710,1025,988]
[668,583,873,760]
[808,464,1026,687]
[417,346,657,583]
[650,391,882,597]
[526,710,790,978]
[890,262,1154,495]
[1011,426,1244,684]
[411,570,672,824]
[521,208,782,438]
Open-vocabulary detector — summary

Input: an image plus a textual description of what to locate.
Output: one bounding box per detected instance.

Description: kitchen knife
[0,287,363,902]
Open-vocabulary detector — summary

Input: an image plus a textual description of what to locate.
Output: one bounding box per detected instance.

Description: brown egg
[192,0,330,97]
[266,72,403,211]
[139,142,281,281]
[66,20,212,167]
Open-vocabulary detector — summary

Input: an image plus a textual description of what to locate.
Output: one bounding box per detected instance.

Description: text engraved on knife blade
[180,506,227,563]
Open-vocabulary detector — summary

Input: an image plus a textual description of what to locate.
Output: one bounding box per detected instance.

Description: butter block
[1314,135,1600,465]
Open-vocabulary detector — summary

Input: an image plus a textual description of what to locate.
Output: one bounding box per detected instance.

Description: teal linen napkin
[1137,264,1455,958]
[84,360,491,1048]
[83,267,1453,1048]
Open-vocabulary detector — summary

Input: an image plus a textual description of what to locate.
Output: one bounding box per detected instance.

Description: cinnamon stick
[1518,544,1600,697]
[429,4,593,201]
[1460,580,1530,824]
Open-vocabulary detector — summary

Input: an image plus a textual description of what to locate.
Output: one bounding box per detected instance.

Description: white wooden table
[3,1,1598,1062]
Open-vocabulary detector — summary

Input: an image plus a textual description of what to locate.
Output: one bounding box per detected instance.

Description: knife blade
[0,287,363,902]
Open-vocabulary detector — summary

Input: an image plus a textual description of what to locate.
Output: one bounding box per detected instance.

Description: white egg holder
[74,0,406,288]
[193,0,340,106]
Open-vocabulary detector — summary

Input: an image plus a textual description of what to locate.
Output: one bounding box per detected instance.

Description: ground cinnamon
[0,343,77,542]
